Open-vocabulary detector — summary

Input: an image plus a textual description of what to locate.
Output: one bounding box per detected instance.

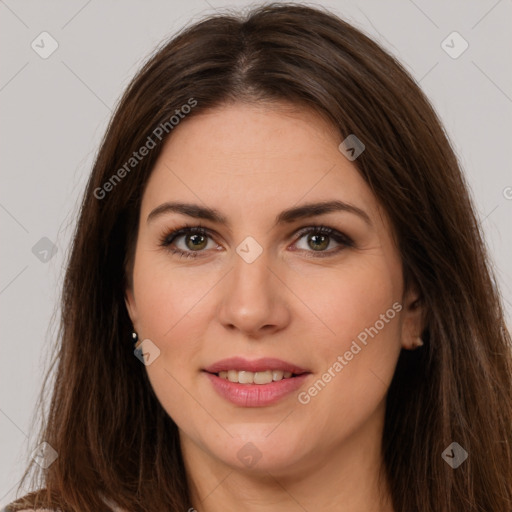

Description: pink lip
[205,372,310,407]
[203,357,311,407]
[203,357,309,374]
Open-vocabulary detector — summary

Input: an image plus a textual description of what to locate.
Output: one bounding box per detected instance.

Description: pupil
[310,234,328,251]
[187,234,206,250]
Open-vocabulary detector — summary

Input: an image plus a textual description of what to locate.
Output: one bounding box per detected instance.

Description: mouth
[203,357,311,407]
[212,369,302,384]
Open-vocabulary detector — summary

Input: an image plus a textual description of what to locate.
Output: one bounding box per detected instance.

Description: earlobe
[400,291,426,351]
[124,287,137,326]
[404,336,424,350]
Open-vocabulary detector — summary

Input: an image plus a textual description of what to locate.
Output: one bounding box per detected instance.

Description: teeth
[272,370,284,381]
[238,371,254,384]
[254,370,272,384]
[227,370,238,383]
[217,369,295,384]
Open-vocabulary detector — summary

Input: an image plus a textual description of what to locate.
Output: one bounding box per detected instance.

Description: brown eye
[160,225,215,259]
[160,224,353,260]
[185,233,208,251]
[307,233,330,251]
[294,226,353,256]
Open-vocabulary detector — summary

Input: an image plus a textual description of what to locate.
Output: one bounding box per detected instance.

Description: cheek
[132,248,219,341]
[291,253,401,349]
[132,256,212,434]
[291,254,402,417]
[131,251,221,415]
[132,237,403,430]
[133,240,402,369]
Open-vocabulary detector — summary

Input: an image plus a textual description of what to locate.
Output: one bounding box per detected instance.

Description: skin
[125,102,423,512]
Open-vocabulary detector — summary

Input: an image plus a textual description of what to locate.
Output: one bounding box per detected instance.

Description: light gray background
[1,0,511,505]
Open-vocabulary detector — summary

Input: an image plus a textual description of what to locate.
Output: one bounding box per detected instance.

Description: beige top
[5,506,128,512]
[3,507,127,512]
[1,494,128,512]
[2,509,54,512]
[3,509,124,512]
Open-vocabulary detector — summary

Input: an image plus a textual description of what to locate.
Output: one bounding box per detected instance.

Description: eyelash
[158,222,354,260]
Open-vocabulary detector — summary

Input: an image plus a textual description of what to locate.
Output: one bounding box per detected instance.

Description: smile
[203,357,311,407]
[216,369,294,384]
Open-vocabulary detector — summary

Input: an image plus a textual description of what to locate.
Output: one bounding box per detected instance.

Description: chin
[204,427,311,475]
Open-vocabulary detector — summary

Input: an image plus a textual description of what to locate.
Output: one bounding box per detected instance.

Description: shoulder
[2,492,128,512]
[1,509,56,512]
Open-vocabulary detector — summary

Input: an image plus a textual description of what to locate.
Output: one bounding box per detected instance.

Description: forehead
[141,103,379,225]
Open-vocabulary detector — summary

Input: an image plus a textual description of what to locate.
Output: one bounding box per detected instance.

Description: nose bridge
[233,244,272,296]
[217,239,290,335]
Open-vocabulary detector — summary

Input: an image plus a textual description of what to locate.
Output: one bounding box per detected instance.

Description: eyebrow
[147,200,372,227]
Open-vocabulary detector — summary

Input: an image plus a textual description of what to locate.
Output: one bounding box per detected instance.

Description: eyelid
[293,225,353,245]
[159,223,354,259]
[159,223,214,252]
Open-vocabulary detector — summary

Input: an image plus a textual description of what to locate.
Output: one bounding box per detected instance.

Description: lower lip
[204,372,310,407]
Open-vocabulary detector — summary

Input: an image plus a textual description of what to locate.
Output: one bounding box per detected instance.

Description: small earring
[404,336,424,350]
[132,332,138,346]
[414,336,424,348]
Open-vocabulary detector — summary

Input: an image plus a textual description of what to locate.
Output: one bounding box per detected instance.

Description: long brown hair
[7,3,512,511]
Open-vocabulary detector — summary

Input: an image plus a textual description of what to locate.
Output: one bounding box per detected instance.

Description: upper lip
[203,357,310,375]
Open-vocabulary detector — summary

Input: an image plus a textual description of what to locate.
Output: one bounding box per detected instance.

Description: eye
[159,224,353,259]
[292,225,353,257]
[159,224,217,259]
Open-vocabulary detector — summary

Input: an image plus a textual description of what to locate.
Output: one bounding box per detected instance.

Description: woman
[5,3,512,511]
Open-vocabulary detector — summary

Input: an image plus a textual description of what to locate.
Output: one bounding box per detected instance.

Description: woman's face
[125,102,421,476]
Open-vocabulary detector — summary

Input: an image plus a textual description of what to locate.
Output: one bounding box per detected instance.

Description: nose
[216,248,291,339]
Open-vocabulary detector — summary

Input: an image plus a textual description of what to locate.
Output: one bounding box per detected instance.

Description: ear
[400,285,425,350]
[124,286,138,331]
